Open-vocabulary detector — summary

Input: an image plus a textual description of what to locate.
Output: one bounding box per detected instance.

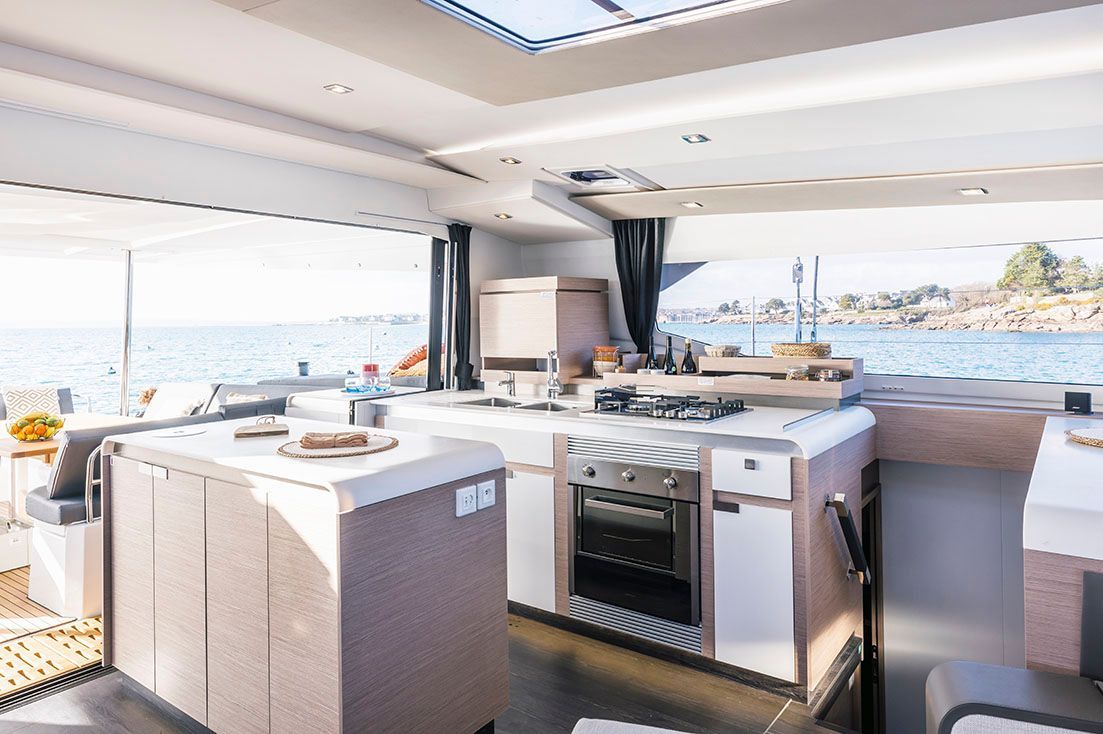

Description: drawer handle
[584,498,671,520]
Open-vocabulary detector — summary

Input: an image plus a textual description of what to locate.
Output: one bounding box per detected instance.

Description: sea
[1,322,1100,415]
[0,323,427,414]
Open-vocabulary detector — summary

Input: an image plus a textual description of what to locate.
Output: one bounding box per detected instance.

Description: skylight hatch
[422,0,791,54]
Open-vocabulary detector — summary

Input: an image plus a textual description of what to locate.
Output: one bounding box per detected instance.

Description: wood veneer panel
[338,469,509,734]
[105,456,155,689]
[554,433,571,615]
[795,428,875,693]
[1024,549,1103,675]
[268,484,339,734]
[206,479,269,734]
[152,470,207,726]
[867,402,1046,472]
[700,449,716,658]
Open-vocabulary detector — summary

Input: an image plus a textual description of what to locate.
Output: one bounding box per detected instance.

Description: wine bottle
[663,335,677,375]
[681,338,698,374]
[646,337,659,370]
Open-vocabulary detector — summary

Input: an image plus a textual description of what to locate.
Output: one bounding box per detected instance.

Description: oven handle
[584,497,673,520]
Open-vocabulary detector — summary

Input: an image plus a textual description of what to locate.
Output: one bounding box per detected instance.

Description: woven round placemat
[1066,429,1103,449]
[277,434,399,459]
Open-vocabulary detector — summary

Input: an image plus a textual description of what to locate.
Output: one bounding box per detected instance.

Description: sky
[0,256,431,329]
[659,238,1103,308]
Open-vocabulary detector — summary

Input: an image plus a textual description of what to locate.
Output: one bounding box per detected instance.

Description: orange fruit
[34,424,47,437]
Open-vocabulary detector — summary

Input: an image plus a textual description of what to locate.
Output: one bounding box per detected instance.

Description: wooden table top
[0,413,142,460]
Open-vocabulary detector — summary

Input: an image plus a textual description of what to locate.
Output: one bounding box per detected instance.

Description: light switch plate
[455,486,477,517]
[476,480,496,510]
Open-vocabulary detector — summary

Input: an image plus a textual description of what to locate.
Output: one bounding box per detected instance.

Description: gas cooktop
[591,386,748,423]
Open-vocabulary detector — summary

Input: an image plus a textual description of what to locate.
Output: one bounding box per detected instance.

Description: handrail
[85,445,102,523]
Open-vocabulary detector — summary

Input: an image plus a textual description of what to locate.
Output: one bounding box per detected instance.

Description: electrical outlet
[476,480,496,509]
[455,486,477,517]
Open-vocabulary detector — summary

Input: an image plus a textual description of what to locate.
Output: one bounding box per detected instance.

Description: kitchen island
[375,389,876,704]
[101,417,507,734]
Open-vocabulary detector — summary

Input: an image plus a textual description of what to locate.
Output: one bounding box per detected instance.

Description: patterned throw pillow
[1,386,62,418]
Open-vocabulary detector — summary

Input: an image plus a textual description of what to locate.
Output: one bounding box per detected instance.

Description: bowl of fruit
[6,412,65,442]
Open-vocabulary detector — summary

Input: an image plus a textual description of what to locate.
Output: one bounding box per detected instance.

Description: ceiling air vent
[546,166,655,191]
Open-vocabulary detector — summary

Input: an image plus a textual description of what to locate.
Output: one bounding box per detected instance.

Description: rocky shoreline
[687,300,1103,333]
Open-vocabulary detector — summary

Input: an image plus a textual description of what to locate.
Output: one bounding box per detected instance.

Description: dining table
[0,413,142,524]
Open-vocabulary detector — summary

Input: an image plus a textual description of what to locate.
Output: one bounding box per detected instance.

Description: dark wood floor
[0,614,833,734]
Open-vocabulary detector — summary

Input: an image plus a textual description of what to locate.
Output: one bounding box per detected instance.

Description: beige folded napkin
[300,432,370,450]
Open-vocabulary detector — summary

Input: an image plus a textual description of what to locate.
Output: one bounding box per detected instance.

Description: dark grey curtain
[449,223,475,390]
[613,218,667,355]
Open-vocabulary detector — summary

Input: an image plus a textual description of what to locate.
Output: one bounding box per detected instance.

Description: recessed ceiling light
[957,187,989,196]
[494,213,513,220]
[323,83,354,95]
[499,156,523,165]
[680,201,705,209]
[681,133,711,144]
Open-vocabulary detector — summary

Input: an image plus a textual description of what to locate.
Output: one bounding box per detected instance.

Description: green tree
[717,302,730,313]
[1057,256,1092,292]
[763,297,787,313]
[729,299,742,314]
[997,243,1060,291]
[837,293,859,310]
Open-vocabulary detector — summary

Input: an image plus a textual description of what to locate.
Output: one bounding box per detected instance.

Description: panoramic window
[657,239,1103,384]
[423,0,789,53]
[0,187,436,414]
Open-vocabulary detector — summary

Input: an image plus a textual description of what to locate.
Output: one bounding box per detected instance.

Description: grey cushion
[218,396,291,420]
[26,486,99,526]
[27,412,224,527]
[205,384,327,417]
[0,387,73,421]
[258,375,350,388]
[926,661,1103,734]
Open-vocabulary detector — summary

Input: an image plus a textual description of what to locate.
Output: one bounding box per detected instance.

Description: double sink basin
[457,397,574,412]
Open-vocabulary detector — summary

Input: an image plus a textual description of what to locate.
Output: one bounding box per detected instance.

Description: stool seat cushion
[26,485,99,525]
[571,721,690,734]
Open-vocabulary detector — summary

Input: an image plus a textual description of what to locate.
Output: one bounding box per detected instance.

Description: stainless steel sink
[458,397,522,408]
[517,401,573,412]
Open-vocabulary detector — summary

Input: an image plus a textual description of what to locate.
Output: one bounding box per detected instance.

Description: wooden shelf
[602,357,864,400]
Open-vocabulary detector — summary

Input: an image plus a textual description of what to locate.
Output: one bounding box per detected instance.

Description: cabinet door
[206,479,269,734]
[153,469,207,725]
[107,456,155,690]
[713,505,796,682]
[506,471,556,612]
[268,483,340,734]
[480,292,557,358]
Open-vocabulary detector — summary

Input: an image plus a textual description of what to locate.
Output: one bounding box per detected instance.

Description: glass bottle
[646,337,659,371]
[681,338,698,374]
[662,335,678,375]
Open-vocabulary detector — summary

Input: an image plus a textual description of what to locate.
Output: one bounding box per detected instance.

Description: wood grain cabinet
[713,504,796,682]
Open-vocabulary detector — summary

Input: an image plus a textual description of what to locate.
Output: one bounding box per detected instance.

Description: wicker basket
[771,342,833,358]
[704,344,741,358]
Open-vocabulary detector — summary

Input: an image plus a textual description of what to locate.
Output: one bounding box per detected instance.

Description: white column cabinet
[505,470,556,612]
[713,504,797,682]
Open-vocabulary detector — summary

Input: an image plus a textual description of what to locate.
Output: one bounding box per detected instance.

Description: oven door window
[578,487,674,571]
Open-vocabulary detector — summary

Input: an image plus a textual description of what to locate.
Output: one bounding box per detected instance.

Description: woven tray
[277,434,399,459]
[1066,428,1103,449]
[771,342,833,358]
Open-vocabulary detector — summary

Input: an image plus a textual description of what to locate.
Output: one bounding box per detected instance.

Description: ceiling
[0,184,430,270]
[0,1,1101,243]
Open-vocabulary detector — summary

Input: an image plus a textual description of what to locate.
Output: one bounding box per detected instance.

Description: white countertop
[104,417,504,513]
[374,390,875,459]
[1024,416,1103,561]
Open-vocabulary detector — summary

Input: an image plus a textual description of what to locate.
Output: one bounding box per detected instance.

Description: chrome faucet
[546,350,562,401]
[498,370,516,397]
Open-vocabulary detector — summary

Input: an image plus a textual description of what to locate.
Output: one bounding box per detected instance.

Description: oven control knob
[663,476,678,491]
[581,464,596,478]
[621,469,636,483]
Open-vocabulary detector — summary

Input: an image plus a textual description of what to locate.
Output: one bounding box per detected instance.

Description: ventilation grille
[566,435,699,471]
[570,596,702,654]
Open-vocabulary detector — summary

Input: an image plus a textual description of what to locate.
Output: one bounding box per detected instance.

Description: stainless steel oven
[568,455,700,628]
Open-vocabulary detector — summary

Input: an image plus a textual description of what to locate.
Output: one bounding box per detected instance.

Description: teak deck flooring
[0,569,69,644]
[0,614,834,734]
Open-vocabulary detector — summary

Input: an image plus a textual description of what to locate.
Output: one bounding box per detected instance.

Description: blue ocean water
[2,322,1100,415]
[0,323,427,414]
[661,323,1103,385]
